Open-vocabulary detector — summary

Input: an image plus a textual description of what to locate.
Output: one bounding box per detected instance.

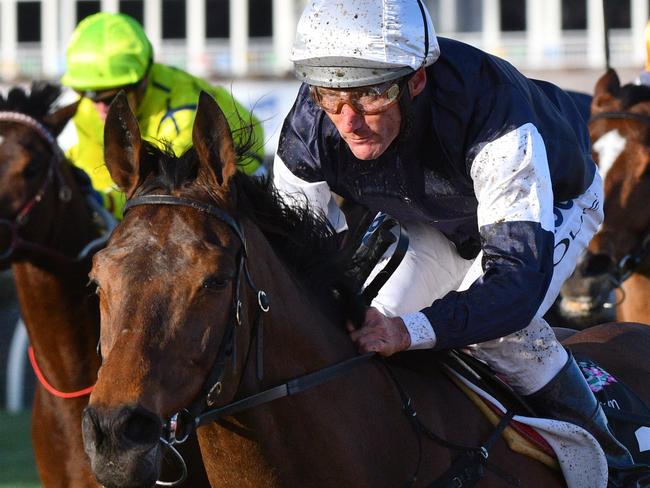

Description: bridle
[122,195,376,436]
[124,193,270,416]
[588,111,650,289]
[0,111,112,264]
[121,195,518,488]
[589,111,650,127]
[123,194,377,487]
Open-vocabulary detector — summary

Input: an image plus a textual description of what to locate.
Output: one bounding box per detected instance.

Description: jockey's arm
[273,153,348,233]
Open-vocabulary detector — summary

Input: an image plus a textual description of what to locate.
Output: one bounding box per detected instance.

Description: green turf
[0,410,41,488]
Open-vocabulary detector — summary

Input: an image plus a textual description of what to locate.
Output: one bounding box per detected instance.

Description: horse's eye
[22,160,41,179]
[202,276,230,290]
[87,278,100,296]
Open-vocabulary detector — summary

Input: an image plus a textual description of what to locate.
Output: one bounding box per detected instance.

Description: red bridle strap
[28,346,94,398]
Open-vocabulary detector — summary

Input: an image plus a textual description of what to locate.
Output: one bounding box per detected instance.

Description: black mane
[0,82,62,117]
[619,83,650,111]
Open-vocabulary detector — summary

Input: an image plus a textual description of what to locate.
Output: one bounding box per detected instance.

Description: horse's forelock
[130,140,350,306]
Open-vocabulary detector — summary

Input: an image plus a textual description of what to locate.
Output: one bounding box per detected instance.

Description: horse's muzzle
[82,404,163,488]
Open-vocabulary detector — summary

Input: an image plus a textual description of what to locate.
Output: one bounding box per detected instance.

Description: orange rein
[28,346,94,398]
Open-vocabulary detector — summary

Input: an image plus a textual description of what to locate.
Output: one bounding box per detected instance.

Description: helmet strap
[398,77,416,143]
[415,0,430,68]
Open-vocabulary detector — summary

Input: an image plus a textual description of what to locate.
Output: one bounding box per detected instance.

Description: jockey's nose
[338,103,364,131]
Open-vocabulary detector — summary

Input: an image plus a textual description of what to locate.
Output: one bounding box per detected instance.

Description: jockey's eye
[202,276,231,290]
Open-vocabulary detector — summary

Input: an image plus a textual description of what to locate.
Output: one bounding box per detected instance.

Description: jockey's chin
[93,101,111,122]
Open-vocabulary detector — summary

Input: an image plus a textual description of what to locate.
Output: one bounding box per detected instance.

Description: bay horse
[561,69,650,325]
[0,84,209,487]
[82,91,650,487]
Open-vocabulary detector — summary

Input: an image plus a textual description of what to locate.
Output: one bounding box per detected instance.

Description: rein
[28,346,94,398]
[589,111,650,126]
[0,111,113,264]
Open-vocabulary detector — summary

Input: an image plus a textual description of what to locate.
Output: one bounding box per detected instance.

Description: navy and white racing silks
[274,38,598,351]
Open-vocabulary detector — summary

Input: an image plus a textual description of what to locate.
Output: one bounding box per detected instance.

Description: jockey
[274,0,648,485]
[61,12,265,217]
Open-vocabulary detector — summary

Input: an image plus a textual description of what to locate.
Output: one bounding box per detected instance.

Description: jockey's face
[323,68,427,160]
[92,89,139,122]
[78,77,148,122]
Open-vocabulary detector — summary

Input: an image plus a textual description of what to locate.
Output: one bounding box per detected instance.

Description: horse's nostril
[81,406,104,452]
[121,407,162,449]
[582,254,615,276]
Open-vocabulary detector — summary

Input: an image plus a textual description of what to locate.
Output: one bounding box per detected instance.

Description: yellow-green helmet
[62,12,152,91]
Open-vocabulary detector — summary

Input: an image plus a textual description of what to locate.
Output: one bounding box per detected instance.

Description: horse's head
[561,69,650,319]
[82,91,255,487]
[0,83,79,266]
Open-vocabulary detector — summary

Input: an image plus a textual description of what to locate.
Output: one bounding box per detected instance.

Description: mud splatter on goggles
[310,80,404,115]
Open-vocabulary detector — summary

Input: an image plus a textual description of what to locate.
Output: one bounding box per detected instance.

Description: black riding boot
[525,351,650,488]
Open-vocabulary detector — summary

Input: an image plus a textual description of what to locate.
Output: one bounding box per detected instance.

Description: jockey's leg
[366,220,473,317]
[467,173,649,486]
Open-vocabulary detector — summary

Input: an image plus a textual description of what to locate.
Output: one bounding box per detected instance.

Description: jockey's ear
[43,100,79,137]
[103,92,148,197]
[192,90,237,187]
[408,68,427,98]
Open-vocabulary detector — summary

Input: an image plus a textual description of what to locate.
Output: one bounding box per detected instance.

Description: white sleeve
[470,122,554,232]
[273,153,348,233]
[57,119,78,153]
[56,88,81,152]
[401,312,437,349]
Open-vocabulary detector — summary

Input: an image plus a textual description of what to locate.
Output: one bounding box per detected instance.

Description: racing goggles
[76,79,142,105]
[310,80,404,115]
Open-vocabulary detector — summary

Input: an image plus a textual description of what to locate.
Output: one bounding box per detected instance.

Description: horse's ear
[592,69,622,115]
[594,68,621,97]
[104,92,144,197]
[192,91,237,187]
[42,100,80,136]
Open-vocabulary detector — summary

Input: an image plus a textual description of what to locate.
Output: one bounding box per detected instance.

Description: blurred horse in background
[0,83,209,487]
[0,83,102,487]
[561,69,650,326]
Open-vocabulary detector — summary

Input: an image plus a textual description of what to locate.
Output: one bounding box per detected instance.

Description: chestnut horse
[0,83,103,487]
[81,91,650,487]
[561,69,650,325]
[0,84,208,487]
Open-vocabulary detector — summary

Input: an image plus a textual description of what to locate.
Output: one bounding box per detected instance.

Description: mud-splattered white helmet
[291,0,440,88]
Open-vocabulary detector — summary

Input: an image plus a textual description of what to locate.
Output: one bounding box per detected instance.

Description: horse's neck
[617,272,650,322]
[243,222,357,380]
[12,184,100,389]
[223,223,431,483]
[13,260,100,390]
[47,172,100,258]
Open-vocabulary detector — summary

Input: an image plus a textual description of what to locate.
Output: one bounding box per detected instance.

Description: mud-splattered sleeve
[421,122,556,350]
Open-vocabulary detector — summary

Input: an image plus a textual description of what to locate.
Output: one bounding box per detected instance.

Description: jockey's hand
[347,307,411,357]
